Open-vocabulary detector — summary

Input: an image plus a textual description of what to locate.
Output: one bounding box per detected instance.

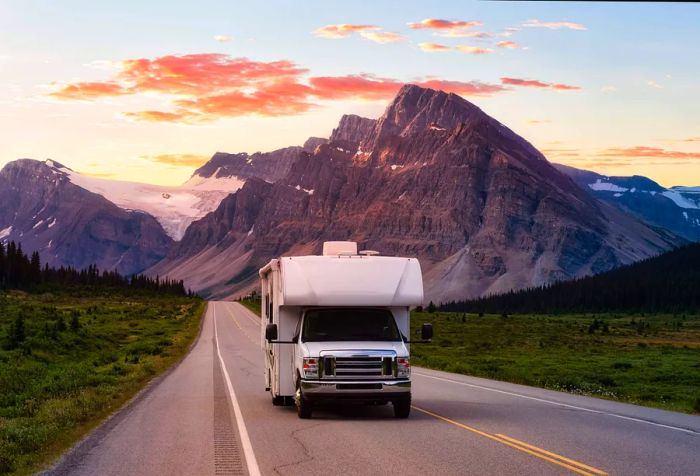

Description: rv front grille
[321,355,395,379]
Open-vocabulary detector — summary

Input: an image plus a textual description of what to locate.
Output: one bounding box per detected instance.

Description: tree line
[441,243,700,314]
[0,240,192,296]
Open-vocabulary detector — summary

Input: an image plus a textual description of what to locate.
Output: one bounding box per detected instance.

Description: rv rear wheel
[295,380,313,419]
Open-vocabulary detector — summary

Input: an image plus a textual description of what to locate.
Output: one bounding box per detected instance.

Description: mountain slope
[442,242,700,313]
[151,85,680,301]
[555,164,700,241]
[0,159,173,275]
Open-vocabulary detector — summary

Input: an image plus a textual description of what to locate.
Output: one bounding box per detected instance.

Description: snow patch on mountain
[661,190,700,210]
[588,179,628,192]
[45,160,244,240]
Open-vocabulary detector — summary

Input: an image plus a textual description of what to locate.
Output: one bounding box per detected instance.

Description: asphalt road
[49,301,700,476]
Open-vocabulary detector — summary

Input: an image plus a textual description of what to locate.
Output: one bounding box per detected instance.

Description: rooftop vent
[322,241,358,256]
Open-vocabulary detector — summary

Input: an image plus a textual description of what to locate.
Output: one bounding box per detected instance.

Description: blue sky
[1,0,699,186]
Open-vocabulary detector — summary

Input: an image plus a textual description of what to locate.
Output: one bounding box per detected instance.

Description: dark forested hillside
[0,240,189,296]
[442,243,700,313]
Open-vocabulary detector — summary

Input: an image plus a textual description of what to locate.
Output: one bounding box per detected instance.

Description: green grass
[238,297,261,317]
[0,290,205,475]
[410,311,700,414]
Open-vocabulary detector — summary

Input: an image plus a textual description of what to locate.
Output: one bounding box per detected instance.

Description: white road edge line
[413,371,698,436]
[213,303,262,476]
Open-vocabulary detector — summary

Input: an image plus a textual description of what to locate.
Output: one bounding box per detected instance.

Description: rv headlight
[397,357,410,378]
[302,358,319,379]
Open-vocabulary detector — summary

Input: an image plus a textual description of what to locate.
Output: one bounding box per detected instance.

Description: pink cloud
[51,81,128,99]
[418,42,451,52]
[501,77,580,91]
[496,41,520,49]
[408,18,482,30]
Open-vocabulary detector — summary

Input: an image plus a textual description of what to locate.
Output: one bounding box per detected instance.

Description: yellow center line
[221,304,258,345]
[412,405,607,476]
[495,434,607,475]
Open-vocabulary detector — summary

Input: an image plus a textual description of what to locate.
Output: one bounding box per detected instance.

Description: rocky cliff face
[150,85,680,301]
[192,146,303,183]
[0,159,172,274]
[330,114,377,145]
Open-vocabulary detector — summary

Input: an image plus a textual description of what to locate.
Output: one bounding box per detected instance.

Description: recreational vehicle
[259,241,432,419]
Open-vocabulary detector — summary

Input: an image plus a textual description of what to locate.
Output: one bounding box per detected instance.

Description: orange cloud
[496,41,520,49]
[455,45,494,55]
[418,42,451,52]
[314,24,378,39]
[501,77,580,91]
[522,20,586,31]
[141,153,210,167]
[359,30,404,44]
[408,19,481,30]
[51,53,569,123]
[51,81,128,99]
[528,119,551,124]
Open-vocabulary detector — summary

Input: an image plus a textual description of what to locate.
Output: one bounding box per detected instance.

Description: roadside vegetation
[410,310,700,415]
[0,242,204,475]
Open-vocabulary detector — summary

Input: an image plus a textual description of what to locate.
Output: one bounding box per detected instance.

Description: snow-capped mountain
[555,164,700,241]
[58,161,245,240]
[0,159,172,275]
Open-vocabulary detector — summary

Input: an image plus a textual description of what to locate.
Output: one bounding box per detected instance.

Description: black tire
[393,396,411,418]
[295,380,313,419]
[272,394,286,406]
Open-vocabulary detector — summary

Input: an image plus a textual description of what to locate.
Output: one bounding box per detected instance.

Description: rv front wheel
[295,380,313,419]
[393,396,411,418]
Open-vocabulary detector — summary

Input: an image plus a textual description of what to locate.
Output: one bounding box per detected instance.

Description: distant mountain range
[555,164,700,242]
[0,85,693,300]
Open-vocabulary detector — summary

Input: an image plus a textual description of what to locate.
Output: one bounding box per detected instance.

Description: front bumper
[300,379,410,401]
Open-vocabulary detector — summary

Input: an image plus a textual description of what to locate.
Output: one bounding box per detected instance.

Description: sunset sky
[1,0,699,187]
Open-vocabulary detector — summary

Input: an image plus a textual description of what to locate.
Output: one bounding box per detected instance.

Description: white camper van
[259,241,432,419]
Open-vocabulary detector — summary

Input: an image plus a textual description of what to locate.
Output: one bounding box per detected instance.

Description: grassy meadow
[0,290,205,475]
[410,311,700,414]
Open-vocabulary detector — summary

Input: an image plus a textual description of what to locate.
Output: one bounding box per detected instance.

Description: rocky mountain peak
[329,114,377,145]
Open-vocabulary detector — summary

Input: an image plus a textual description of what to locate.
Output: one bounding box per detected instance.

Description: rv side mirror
[421,323,433,341]
[265,323,278,341]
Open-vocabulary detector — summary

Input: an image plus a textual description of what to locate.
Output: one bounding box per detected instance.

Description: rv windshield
[302,308,402,342]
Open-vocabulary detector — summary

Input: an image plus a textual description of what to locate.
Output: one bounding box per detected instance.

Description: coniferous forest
[441,243,700,314]
[0,240,190,296]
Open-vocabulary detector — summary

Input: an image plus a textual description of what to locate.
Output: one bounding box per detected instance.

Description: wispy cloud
[359,30,404,44]
[646,80,663,89]
[435,31,492,39]
[601,85,617,93]
[214,35,232,43]
[51,81,128,99]
[455,45,494,55]
[496,41,520,49]
[140,153,210,167]
[598,146,700,160]
[314,24,402,44]
[408,18,482,31]
[418,42,451,52]
[528,119,551,124]
[314,24,379,39]
[501,77,580,91]
[522,19,586,31]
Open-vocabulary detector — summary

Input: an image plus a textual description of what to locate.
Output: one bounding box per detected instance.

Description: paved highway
[49,301,700,476]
